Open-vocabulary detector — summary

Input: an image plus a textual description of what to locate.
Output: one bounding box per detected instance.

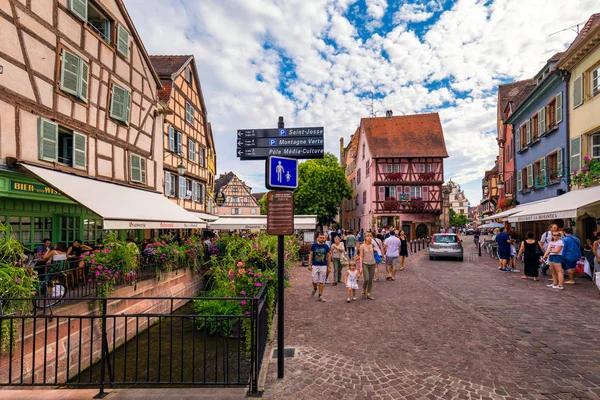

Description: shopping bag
[583,258,592,278]
[595,272,600,292]
[340,254,349,267]
[575,260,584,275]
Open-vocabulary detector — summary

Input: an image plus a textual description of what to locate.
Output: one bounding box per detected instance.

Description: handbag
[372,244,382,264]
[340,254,349,267]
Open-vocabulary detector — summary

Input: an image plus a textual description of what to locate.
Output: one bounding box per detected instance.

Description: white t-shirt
[384,236,400,257]
[540,231,553,251]
[547,239,564,256]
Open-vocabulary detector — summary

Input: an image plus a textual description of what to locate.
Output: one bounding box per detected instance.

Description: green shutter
[140,157,146,184]
[60,50,80,97]
[526,120,532,145]
[540,156,547,185]
[165,171,171,196]
[72,132,87,170]
[557,148,563,177]
[69,0,88,21]
[110,85,130,123]
[517,170,522,192]
[556,92,563,124]
[38,117,58,162]
[538,108,545,136]
[79,61,89,102]
[573,75,583,108]
[515,126,521,151]
[116,24,129,58]
[569,136,582,174]
[527,164,533,189]
[123,90,130,123]
[130,154,141,182]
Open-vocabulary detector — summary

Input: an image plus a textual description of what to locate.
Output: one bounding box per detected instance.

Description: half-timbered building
[343,112,448,239]
[215,173,260,216]
[0,0,202,249]
[149,55,217,219]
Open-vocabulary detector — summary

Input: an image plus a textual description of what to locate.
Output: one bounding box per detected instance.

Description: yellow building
[556,13,600,239]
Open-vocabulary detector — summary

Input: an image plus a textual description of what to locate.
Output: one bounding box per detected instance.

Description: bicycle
[33,262,68,310]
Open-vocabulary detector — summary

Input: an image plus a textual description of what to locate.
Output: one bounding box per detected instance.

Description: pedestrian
[509,236,518,272]
[474,230,480,246]
[346,230,356,259]
[383,230,400,280]
[593,233,600,281]
[517,232,540,281]
[495,227,512,272]
[543,231,565,290]
[561,227,581,285]
[398,230,409,271]
[538,224,560,276]
[330,236,345,286]
[372,233,384,281]
[308,232,331,302]
[343,261,361,302]
[359,232,377,300]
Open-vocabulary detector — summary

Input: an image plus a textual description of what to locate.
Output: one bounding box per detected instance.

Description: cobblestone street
[263,239,600,400]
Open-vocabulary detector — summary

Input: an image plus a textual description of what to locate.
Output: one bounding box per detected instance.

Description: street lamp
[496,178,505,190]
[177,161,186,175]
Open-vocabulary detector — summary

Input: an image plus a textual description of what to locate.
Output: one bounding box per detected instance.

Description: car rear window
[434,235,458,243]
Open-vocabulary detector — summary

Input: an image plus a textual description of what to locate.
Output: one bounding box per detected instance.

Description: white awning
[208,215,317,230]
[507,186,600,222]
[483,199,550,221]
[21,164,206,229]
[192,212,219,222]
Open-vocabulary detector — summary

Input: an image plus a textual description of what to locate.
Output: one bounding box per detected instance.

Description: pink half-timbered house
[342,112,448,239]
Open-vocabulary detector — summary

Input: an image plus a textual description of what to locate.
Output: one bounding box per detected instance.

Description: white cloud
[122,0,597,201]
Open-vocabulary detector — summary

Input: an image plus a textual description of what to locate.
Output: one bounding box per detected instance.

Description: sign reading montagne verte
[236,126,324,160]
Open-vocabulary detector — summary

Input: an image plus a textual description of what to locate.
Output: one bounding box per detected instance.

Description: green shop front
[0,165,205,252]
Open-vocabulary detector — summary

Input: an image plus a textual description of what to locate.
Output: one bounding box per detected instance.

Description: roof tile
[149,55,191,76]
[362,113,448,158]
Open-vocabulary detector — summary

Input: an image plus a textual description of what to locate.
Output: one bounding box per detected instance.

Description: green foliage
[0,222,38,351]
[258,195,267,215]
[449,208,471,227]
[571,156,600,188]
[294,153,352,226]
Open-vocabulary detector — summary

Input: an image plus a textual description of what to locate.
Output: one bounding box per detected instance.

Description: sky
[124,0,598,206]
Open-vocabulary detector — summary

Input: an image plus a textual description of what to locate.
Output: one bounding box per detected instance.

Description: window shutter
[557,148,563,177]
[116,24,129,58]
[130,154,141,183]
[178,177,186,198]
[140,158,146,184]
[378,186,385,200]
[191,181,197,201]
[555,92,563,124]
[422,186,429,201]
[569,136,582,174]
[517,170,522,192]
[188,141,194,161]
[38,117,58,162]
[527,164,533,188]
[72,132,87,170]
[60,50,80,97]
[404,186,410,199]
[540,156,547,185]
[79,61,89,102]
[538,108,545,136]
[177,131,183,155]
[69,0,88,21]
[515,126,521,151]
[526,120,532,144]
[165,171,172,196]
[573,75,583,108]
[201,184,205,204]
[168,126,175,151]
[109,85,129,123]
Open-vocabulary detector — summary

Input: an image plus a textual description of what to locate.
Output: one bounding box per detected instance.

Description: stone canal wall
[0,268,206,386]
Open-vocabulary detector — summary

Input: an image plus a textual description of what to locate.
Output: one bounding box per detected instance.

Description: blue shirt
[310,243,330,266]
[495,232,511,253]
[561,235,581,261]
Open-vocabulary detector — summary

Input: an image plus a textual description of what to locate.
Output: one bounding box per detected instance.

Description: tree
[449,208,471,227]
[258,195,267,215]
[293,153,352,228]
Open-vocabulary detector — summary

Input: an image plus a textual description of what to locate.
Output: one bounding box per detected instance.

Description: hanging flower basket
[418,172,436,181]
[385,173,403,181]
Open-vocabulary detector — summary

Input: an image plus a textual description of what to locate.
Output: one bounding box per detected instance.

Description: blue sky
[124,0,597,205]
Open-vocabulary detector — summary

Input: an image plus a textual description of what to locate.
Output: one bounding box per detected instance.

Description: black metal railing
[0,288,269,396]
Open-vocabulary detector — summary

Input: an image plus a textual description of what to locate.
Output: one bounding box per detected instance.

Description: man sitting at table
[34,238,54,260]
[67,239,92,270]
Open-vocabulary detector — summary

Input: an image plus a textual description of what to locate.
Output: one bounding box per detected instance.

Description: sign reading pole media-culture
[236,126,324,160]
[266,191,294,236]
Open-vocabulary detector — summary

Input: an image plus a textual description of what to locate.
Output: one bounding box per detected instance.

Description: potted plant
[571,156,600,188]
[383,196,398,211]
[385,172,403,181]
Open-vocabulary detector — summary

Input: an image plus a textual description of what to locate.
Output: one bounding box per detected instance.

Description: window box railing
[418,172,436,181]
[384,172,403,181]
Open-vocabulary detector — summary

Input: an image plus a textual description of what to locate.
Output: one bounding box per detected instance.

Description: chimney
[385,110,393,119]
[339,137,345,166]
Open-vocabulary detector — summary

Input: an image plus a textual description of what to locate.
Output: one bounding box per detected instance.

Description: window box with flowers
[408,197,426,211]
[418,172,436,181]
[385,172,403,181]
[383,196,399,211]
[571,156,600,188]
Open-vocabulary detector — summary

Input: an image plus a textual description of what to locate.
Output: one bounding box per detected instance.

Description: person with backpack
[561,227,581,285]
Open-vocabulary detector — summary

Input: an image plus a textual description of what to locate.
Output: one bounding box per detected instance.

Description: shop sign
[10,181,61,196]
[103,220,205,229]
[516,213,560,222]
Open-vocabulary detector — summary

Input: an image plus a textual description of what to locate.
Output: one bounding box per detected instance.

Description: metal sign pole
[277,116,285,380]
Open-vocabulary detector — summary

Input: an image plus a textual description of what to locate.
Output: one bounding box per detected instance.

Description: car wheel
[458,257,463,262]
[429,256,434,261]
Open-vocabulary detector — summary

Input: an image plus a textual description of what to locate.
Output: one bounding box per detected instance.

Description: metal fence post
[95,298,109,398]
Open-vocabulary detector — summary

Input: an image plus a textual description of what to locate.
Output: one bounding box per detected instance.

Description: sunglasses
[552,234,560,237]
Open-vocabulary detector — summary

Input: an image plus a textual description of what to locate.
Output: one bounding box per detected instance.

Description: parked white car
[429,234,463,262]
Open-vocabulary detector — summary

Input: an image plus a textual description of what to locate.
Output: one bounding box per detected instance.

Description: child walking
[344,261,361,303]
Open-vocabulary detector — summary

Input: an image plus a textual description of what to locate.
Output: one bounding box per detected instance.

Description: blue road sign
[270,139,277,146]
[267,156,298,190]
[279,129,287,136]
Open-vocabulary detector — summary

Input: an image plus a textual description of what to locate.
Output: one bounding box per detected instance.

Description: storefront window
[0,215,52,252]
[60,216,81,245]
[33,217,53,247]
[83,219,109,245]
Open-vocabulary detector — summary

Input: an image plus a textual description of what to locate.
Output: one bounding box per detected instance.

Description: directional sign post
[236,125,324,160]
[266,156,298,190]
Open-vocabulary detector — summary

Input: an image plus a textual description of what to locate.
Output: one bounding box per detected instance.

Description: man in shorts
[561,227,581,284]
[495,227,511,272]
[308,232,331,302]
[384,230,400,280]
